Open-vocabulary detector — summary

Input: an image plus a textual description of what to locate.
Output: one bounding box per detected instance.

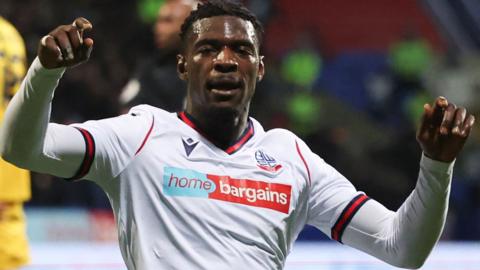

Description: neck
[187,107,249,149]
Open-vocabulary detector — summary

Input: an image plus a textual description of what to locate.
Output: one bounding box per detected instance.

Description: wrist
[33,57,66,76]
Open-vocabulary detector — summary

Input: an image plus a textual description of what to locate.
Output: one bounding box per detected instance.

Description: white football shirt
[2,57,454,269]
[71,105,365,269]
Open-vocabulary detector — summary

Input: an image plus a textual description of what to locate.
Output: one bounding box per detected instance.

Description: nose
[213,47,238,73]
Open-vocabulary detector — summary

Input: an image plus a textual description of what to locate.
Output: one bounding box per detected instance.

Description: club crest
[255,150,282,173]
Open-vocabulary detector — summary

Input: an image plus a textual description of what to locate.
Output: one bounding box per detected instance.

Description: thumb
[73,17,93,62]
[73,17,93,48]
[78,37,94,62]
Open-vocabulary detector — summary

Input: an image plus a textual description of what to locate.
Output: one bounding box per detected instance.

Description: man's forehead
[191,16,257,44]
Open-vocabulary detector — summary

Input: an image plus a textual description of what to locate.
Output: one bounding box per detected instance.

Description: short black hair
[180,0,264,46]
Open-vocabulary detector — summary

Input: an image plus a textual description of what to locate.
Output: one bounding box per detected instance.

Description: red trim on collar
[225,125,254,154]
[178,111,254,155]
[179,111,196,130]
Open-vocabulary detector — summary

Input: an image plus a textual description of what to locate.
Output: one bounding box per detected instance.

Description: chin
[201,105,243,125]
[206,104,239,117]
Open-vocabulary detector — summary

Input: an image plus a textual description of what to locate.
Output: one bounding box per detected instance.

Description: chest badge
[255,150,282,173]
[182,138,199,157]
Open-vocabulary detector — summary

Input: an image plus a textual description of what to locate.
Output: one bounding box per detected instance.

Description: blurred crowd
[1,0,480,240]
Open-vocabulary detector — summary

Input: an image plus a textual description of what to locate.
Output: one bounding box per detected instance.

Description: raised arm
[0,18,94,178]
[341,97,475,268]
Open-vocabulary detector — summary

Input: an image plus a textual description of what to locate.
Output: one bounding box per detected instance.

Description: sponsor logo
[182,138,198,157]
[163,167,291,214]
[255,150,282,173]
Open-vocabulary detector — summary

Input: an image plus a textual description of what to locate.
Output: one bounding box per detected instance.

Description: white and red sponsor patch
[208,174,291,214]
[163,167,291,214]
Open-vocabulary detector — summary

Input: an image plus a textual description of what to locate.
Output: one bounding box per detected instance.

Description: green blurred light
[282,50,322,88]
[287,91,321,135]
[138,0,165,23]
[390,39,431,80]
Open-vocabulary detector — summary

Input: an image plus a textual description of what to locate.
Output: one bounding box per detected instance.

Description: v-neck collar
[177,111,254,155]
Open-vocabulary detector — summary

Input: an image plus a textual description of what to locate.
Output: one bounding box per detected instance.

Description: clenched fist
[38,17,93,69]
[417,96,476,162]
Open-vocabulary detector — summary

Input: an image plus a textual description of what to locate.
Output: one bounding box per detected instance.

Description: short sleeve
[296,138,368,242]
[70,105,155,182]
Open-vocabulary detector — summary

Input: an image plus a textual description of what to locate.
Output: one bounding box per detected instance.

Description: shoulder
[264,128,300,143]
[249,117,298,141]
[263,127,324,162]
[128,104,173,119]
[257,127,306,157]
[128,104,180,132]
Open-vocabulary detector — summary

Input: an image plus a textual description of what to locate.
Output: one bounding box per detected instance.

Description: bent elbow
[1,146,33,170]
[2,151,20,167]
[395,259,425,269]
[1,146,15,164]
[391,250,428,269]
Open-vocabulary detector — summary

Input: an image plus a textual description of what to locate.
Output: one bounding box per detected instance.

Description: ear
[177,54,188,81]
[257,55,265,82]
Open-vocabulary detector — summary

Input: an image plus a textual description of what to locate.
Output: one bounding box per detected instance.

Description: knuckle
[68,26,79,35]
[66,27,75,35]
[55,25,69,34]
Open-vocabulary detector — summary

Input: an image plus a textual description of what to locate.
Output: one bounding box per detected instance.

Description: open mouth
[207,78,243,95]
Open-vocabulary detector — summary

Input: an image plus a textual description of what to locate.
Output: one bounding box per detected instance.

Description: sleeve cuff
[419,153,454,191]
[32,57,66,77]
[420,153,455,174]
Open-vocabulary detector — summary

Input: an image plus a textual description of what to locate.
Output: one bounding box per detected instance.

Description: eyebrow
[193,38,256,50]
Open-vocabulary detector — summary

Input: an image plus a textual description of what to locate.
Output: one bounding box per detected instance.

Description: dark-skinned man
[0,1,475,269]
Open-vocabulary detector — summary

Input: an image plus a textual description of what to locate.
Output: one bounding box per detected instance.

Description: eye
[236,46,254,56]
[197,45,217,55]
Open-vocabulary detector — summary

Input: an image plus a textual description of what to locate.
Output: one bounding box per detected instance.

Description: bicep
[305,156,361,237]
[70,107,156,182]
[342,199,395,249]
[30,123,86,178]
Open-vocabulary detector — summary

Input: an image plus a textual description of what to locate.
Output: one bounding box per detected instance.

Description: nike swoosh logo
[182,139,198,157]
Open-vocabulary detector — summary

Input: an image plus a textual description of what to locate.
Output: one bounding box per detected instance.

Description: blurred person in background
[119,0,198,113]
[0,0,477,268]
[0,16,30,270]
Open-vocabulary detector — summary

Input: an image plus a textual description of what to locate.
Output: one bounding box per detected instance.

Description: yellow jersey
[0,16,30,202]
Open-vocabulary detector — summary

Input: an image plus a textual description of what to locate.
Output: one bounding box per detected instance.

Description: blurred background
[1,0,480,268]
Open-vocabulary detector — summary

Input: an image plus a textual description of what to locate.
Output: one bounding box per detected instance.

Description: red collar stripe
[68,127,95,181]
[331,194,370,243]
[178,112,210,139]
[178,111,253,155]
[179,112,196,130]
[225,123,254,154]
